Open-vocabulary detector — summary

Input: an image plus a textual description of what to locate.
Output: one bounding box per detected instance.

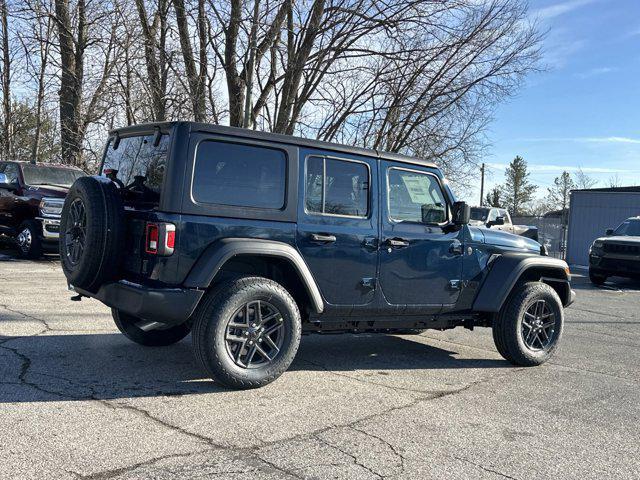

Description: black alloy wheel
[521,299,557,351]
[63,198,87,266]
[224,300,285,368]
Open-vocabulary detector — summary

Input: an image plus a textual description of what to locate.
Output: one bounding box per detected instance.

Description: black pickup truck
[0,161,85,258]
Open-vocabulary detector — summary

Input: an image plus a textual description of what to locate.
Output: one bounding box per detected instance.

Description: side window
[499,209,511,224]
[192,140,287,209]
[3,164,19,184]
[305,156,369,217]
[387,168,447,224]
[487,209,498,222]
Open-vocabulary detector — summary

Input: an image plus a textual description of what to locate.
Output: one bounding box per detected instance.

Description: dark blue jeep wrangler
[60,122,574,389]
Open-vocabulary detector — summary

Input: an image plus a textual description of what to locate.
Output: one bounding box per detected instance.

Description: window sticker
[400,174,433,204]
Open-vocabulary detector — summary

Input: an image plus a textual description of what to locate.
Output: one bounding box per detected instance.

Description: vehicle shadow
[0,241,59,262]
[0,332,509,403]
[571,273,640,292]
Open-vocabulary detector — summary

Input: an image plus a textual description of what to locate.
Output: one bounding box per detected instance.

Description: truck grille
[604,243,640,255]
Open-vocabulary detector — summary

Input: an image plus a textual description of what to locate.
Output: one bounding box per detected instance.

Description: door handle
[310,233,337,243]
[384,238,409,248]
[449,241,463,255]
[362,237,378,251]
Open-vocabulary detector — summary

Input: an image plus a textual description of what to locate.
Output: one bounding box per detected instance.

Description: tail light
[145,222,175,256]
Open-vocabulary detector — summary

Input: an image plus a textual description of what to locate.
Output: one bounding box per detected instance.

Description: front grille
[603,243,640,255]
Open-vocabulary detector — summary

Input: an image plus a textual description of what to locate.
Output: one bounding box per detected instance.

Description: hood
[597,235,640,245]
[480,227,541,252]
[25,184,69,198]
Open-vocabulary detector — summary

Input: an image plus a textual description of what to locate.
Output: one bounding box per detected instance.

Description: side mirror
[494,216,506,226]
[452,201,470,226]
[0,172,16,190]
[606,228,614,236]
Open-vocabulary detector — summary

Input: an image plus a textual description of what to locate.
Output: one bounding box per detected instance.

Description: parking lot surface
[0,249,639,479]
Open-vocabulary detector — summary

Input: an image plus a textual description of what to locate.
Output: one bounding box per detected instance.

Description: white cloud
[516,136,640,145]
[532,0,597,21]
[486,163,631,174]
[575,67,617,79]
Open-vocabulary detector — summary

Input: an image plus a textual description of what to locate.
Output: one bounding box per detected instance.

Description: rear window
[192,141,286,209]
[101,133,170,194]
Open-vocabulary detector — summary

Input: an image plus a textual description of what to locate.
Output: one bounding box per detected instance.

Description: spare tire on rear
[59,176,125,292]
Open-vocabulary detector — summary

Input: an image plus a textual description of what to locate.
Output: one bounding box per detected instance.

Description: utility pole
[479,163,485,206]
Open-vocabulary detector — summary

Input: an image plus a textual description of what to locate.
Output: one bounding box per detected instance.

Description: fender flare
[472,253,570,312]
[184,238,324,313]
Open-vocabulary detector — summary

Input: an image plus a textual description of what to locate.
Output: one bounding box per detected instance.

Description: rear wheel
[492,282,563,366]
[112,309,191,346]
[589,268,607,285]
[192,276,301,389]
[15,220,42,259]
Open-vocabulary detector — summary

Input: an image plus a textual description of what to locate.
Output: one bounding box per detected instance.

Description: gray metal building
[566,186,640,265]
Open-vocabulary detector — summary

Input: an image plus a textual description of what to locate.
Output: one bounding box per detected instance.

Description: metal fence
[512,216,566,259]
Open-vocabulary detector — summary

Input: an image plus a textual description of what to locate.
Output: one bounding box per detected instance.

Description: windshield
[22,165,84,188]
[101,133,170,194]
[470,207,489,222]
[613,220,640,236]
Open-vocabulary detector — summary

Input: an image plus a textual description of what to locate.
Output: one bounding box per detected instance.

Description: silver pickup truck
[470,207,539,241]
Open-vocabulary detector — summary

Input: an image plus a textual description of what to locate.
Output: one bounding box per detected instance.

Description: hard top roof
[110,121,439,171]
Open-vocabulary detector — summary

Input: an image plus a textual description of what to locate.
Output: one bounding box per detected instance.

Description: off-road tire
[112,309,191,346]
[589,268,607,286]
[15,220,43,259]
[60,176,125,292]
[492,282,563,366]
[192,276,301,389]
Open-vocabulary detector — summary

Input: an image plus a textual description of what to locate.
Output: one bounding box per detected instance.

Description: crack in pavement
[453,455,519,480]
[314,434,384,479]
[350,425,406,477]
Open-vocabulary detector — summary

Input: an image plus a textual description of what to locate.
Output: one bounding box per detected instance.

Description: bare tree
[574,167,598,190]
[0,0,12,157]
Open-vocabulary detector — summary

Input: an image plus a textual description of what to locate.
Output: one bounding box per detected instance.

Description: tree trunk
[134,0,165,121]
[54,0,83,166]
[0,0,11,158]
[172,0,206,121]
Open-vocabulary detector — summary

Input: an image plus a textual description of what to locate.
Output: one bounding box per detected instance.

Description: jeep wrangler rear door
[296,151,378,306]
[378,162,464,308]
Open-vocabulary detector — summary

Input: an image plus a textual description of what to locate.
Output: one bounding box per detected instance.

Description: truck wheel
[15,220,43,259]
[589,269,607,285]
[112,309,191,347]
[60,177,125,292]
[492,282,563,366]
[192,276,301,389]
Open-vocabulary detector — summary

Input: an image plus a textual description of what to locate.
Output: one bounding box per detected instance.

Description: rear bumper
[75,281,204,326]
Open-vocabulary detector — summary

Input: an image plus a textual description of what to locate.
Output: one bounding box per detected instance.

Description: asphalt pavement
[0,247,638,479]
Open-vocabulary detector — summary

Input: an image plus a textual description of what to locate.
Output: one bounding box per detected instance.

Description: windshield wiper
[32,182,68,188]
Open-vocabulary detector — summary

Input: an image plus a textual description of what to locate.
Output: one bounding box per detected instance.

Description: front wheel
[112,309,191,346]
[492,282,563,366]
[15,220,43,259]
[192,276,302,389]
[589,268,607,285]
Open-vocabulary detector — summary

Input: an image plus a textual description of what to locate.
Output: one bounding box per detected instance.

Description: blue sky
[465,0,640,204]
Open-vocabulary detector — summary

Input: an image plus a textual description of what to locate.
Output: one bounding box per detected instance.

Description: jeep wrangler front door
[378,162,464,308]
[296,152,378,306]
